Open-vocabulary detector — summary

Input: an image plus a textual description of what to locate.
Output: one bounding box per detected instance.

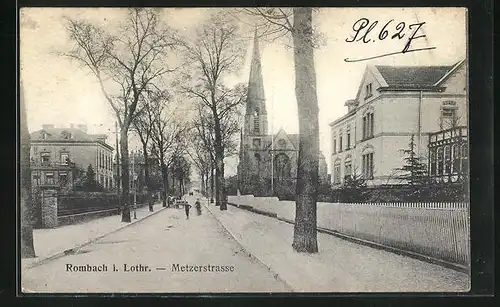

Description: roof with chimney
[30,125,113,150]
[375,59,465,90]
[329,59,466,127]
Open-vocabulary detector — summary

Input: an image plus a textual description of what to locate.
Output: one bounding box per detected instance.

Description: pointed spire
[246,28,266,114]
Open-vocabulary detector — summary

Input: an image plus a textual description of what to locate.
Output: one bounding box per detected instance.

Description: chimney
[96,134,107,142]
[77,124,88,133]
[345,99,358,113]
[42,124,54,130]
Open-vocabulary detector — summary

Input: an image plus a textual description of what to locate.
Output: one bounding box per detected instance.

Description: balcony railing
[30,161,73,168]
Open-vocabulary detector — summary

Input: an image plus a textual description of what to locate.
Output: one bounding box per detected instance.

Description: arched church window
[278,139,286,149]
[274,153,291,181]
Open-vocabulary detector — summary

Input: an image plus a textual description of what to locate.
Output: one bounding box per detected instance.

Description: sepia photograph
[19,7,470,293]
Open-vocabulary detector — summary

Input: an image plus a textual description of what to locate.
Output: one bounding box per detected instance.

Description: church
[237,31,328,197]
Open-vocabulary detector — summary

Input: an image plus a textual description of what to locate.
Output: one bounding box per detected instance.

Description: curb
[230,203,469,274]
[25,203,168,269]
[204,203,295,292]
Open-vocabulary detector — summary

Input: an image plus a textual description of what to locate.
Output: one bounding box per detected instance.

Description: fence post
[41,189,58,228]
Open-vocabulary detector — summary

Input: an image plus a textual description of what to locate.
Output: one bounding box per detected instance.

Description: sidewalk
[205,203,470,292]
[22,200,290,293]
[22,202,166,269]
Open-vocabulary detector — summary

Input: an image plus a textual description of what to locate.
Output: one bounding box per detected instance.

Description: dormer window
[365,83,373,98]
[62,131,72,139]
[42,132,48,140]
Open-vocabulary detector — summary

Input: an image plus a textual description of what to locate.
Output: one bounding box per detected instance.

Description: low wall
[57,202,150,226]
[228,195,470,267]
[37,190,153,228]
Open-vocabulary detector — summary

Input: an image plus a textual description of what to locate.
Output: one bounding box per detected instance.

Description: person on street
[195,198,202,216]
[184,202,192,219]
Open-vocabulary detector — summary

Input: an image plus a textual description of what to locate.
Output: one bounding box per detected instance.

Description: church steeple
[244,29,268,136]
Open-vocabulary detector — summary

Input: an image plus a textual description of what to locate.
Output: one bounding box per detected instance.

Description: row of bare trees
[22,7,322,258]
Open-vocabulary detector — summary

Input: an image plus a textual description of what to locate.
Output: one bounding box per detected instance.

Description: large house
[30,124,115,191]
[329,59,468,187]
[237,31,328,196]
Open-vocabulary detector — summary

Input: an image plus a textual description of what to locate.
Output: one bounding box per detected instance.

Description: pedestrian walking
[195,198,202,216]
[184,202,192,219]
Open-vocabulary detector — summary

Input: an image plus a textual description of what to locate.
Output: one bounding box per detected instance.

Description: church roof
[245,29,266,115]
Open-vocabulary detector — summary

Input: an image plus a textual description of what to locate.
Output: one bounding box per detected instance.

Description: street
[21,198,291,293]
[21,195,469,293]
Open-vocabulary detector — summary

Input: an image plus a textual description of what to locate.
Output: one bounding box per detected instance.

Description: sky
[20,8,467,176]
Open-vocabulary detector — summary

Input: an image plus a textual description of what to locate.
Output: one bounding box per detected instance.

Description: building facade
[329,60,467,187]
[30,124,114,191]
[237,31,328,196]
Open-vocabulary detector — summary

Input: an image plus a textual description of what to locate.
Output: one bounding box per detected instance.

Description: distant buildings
[237,31,328,197]
[30,124,114,191]
[329,60,468,187]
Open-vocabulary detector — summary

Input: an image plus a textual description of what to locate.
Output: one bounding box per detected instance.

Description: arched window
[437,147,444,175]
[452,144,460,173]
[346,126,351,149]
[333,159,341,184]
[344,156,352,180]
[278,139,286,149]
[274,153,291,181]
[461,144,468,175]
[444,145,451,174]
[440,101,458,129]
[430,149,436,176]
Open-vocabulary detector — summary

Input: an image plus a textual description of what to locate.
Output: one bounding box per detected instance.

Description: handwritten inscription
[344,18,437,62]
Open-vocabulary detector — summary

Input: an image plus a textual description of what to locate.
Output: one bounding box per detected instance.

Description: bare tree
[186,127,211,196]
[63,8,178,222]
[20,82,36,258]
[191,104,216,202]
[181,15,247,210]
[238,8,320,252]
[131,93,160,210]
[149,93,186,206]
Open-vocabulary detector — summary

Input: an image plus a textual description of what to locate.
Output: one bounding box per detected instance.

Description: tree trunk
[210,162,215,203]
[219,160,227,210]
[291,7,319,253]
[20,83,36,258]
[161,162,167,207]
[201,172,205,195]
[213,112,226,209]
[120,128,131,222]
[142,142,150,192]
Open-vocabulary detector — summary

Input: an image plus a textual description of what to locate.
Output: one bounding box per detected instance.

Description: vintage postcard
[19,7,470,293]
